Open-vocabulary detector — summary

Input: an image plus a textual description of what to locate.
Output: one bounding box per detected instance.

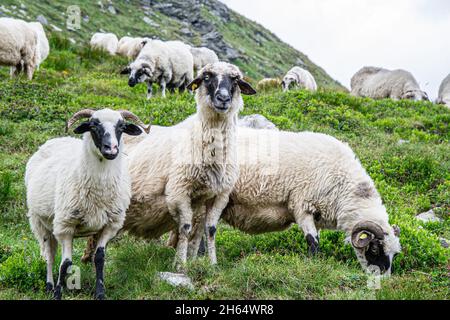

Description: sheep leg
[24,63,34,80]
[146,81,153,99]
[10,62,22,78]
[54,234,73,300]
[168,195,193,271]
[44,235,58,292]
[92,225,120,300]
[295,212,320,255]
[187,204,206,259]
[205,194,229,265]
[160,80,167,98]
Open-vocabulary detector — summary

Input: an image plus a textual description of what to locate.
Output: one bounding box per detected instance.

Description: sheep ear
[122,123,143,136]
[187,77,203,91]
[238,79,257,95]
[120,66,131,75]
[73,121,91,134]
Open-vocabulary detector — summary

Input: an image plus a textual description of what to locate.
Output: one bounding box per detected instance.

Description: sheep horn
[351,221,385,249]
[66,109,95,132]
[119,110,151,134]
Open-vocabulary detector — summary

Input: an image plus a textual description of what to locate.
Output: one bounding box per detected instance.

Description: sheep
[350,66,429,101]
[256,78,281,92]
[0,17,38,80]
[189,46,219,75]
[25,108,149,299]
[436,73,450,107]
[27,21,49,70]
[186,128,401,275]
[282,66,317,92]
[120,62,256,269]
[116,36,147,60]
[90,32,119,55]
[238,114,278,130]
[121,39,194,99]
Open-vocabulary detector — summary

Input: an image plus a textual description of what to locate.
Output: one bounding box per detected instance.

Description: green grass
[0,37,449,300]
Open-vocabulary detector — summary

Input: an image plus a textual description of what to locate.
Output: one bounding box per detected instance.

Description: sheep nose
[103,144,118,154]
[128,78,136,87]
[216,92,231,103]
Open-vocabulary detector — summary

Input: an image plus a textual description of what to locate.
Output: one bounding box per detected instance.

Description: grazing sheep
[187,128,401,275]
[190,46,219,74]
[0,17,38,80]
[121,39,194,99]
[121,62,256,268]
[257,78,281,92]
[350,66,429,101]
[436,74,450,107]
[238,114,278,130]
[25,108,148,299]
[116,36,147,60]
[282,66,317,92]
[90,32,119,55]
[27,22,49,70]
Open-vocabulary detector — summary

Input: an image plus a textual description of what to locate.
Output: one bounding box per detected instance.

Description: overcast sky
[221,0,450,99]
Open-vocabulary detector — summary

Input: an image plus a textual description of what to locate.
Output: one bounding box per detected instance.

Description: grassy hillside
[0,36,448,300]
[0,0,344,89]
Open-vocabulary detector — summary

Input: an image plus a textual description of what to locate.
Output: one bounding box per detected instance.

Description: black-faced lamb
[121,40,194,99]
[25,108,149,299]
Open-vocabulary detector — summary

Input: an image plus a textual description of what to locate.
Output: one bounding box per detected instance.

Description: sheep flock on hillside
[0,15,448,300]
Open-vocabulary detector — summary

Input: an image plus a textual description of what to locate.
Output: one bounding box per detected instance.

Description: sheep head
[187,62,256,114]
[66,108,149,160]
[351,220,401,276]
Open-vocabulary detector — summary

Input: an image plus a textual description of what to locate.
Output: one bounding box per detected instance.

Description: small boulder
[439,238,449,249]
[416,209,442,223]
[157,272,194,290]
[36,14,48,25]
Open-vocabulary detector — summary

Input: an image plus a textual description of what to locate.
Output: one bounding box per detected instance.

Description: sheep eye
[204,74,210,81]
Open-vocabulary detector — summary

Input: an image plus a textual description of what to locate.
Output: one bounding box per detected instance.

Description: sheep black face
[187,62,256,113]
[351,221,401,275]
[281,75,296,92]
[121,62,153,87]
[67,109,148,160]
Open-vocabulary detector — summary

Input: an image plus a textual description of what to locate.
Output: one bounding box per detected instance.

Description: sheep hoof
[306,234,320,256]
[95,280,106,300]
[53,285,62,300]
[45,282,54,293]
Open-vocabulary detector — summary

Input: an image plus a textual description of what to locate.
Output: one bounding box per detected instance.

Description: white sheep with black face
[119,62,256,269]
[25,108,148,300]
[350,66,429,101]
[184,129,401,275]
[282,66,317,92]
[90,32,119,55]
[121,39,194,99]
